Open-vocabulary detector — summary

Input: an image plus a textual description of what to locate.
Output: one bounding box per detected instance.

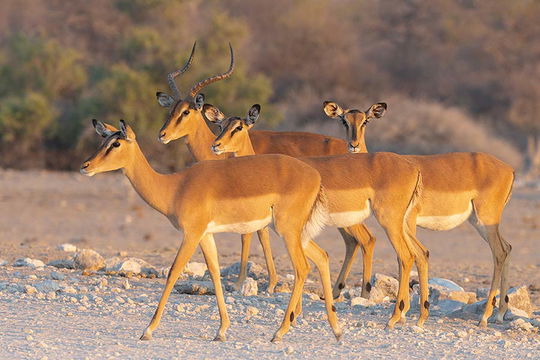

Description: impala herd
[80,43,515,342]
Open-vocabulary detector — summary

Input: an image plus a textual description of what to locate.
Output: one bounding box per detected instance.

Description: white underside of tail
[417,202,473,231]
[328,200,371,228]
[301,188,330,247]
[206,215,272,234]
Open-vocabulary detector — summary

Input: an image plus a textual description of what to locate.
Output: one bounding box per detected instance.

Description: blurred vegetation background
[0,0,538,176]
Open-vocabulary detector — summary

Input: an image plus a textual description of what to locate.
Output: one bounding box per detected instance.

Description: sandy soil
[0,169,539,359]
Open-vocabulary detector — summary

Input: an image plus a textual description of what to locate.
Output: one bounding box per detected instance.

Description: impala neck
[185,113,228,161]
[233,136,256,157]
[352,126,368,153]
[122,142,178,216]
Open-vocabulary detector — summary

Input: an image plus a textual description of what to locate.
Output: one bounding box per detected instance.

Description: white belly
[205,215,272,234]
[328,200,371,228]
[417,202,473,231]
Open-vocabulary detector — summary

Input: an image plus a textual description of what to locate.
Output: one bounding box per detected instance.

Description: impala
[80,119,341,342]
[207,104,430,328]
[156,43,386,298]
[323,101,515,327]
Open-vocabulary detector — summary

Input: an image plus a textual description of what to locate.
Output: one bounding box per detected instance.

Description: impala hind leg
[332,224,376,299]
[140,234,201,340]
[257,227,278,293]
[199,234,230,341]
[383,228,415,329]
[271,233,309,343]
[304,240,342,340]
[234,233,253,291]
[497,230,512,323]
[470,220,511,327]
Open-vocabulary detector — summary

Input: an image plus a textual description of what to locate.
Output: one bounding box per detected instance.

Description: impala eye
[113,141,121,147]
[183,110,190,116]
[236,125,243,131]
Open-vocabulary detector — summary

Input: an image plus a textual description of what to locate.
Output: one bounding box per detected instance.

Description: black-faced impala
[80,119,341,342]
[323,100,515,327]
[206,104,430,329]
[155,43,387,298]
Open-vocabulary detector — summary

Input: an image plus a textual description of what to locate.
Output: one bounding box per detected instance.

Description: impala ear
[119,120,136,141]
[156,92,175,108]
[245,104,261,126]
[203,104,226,124]
[92,119,116,138]
[194,93,205,110]
[366,102,387,119]
[323,101,345,118]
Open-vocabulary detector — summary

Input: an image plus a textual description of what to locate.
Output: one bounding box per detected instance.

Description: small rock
[117,251,128,257]
[506,286,533,317]
[246,306,259,318]
[351,296,375,307]
[24,285,37,294]
[226,296,235,304]
[122,279,131,290]
[13,258,45,268]
[74,249,104,271]
[47,259,75,269]
[104,257,157,276]
[284,346,294,355]
[411,325,424,333]
[510,318,536,332]
[57,243,77,252]
[185,262,207,278]
[429,278,464,292]
[274,282,291,293]
[369,274,399,303]
[220,262,265,280]
[60,286,77,294]
[34,280,60,293]
[240,277,258,296]
[50,271,65,281]
[0,259,7,266]
[286,274,295,281]
[175,281,215,295]
[434,299,466,315]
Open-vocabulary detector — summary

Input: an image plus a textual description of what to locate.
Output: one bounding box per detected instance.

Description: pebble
[57,243,77,252]
[24,285,37,294]
[73,249,105,271]
[50,271,65,281]
[13,258,45,268]
[122,279,131,289]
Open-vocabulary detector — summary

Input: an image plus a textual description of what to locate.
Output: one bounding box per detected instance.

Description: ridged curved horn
[189,43,234,98]
[167,42,197,99]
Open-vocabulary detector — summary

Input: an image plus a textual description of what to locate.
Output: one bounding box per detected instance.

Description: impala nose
[158,131,168,144]
[348,143,360,153]
[81,162,90,169]
[211,143,221,154]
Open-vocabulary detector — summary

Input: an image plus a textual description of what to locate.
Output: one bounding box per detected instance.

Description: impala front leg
[140,234,200,340]
[257,227,278,293]
[200,234,230,341]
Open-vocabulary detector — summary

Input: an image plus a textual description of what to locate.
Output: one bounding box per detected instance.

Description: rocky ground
[0,169,539,359]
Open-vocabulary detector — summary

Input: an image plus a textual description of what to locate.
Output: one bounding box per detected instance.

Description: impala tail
[301,185,330,247]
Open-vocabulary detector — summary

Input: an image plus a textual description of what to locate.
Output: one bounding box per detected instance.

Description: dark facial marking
[399,300,405,311]
[426,250,430,258]
[338,283,345,290]
[424,300,430,309]
[366,282,372,292]
[504,295,509,303]
[290,312,294,322]
[492,297,497,306]
[332,305,336,312]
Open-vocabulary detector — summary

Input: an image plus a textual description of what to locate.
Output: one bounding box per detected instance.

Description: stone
[50,271,65,281]
[0,259,7,266]
[185,262,207,278]
[434,299,466,315]
[220,261,265,280]
[274,282,291,293]
[13,258,45,268]
[429,278,464,292]
[175,281,215,295]
[369,274,399,302]
[351,296,375,307]
[510,318,536,332]
[122,279,131,290]
[47,259,75,269]
[246,306,259,318]
[34,280,61,293]
[57,243,77,252]
[504,307,530,320]
[506,286,533,317]
[74,249,105,271]
[240,277,258,296]
[103,257,158,276]
[444,291,477,304]
[24,285,37,294]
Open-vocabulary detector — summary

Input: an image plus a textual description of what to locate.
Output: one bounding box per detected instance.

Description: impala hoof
[478,319,488,328]
[140,329,153,341]
[213,334,226,342]
[334,329,343,342]
[271,334,282,343]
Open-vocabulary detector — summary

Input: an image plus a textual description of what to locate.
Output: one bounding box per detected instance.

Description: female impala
[156,43,384,298]
[323,101,515,327]
[80,119,341,342]
[207,104,431,329]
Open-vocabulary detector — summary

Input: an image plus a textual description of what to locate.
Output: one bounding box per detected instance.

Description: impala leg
[304,240,342,341]
[257,227,278,293]
[233,233,253,291]
[497,230,512,323]
[409,238,430,327]
[332,228,360,299]
[471,222,511,327]
[199,234,230,341]
[140,234,200,340]
[384,228,415,329]
[271,233,309,343]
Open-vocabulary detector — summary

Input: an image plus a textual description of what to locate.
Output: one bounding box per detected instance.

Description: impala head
[157,42,234,144]
[206,104,260,155]
[80,119,137,176]
[323,101,387,153]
